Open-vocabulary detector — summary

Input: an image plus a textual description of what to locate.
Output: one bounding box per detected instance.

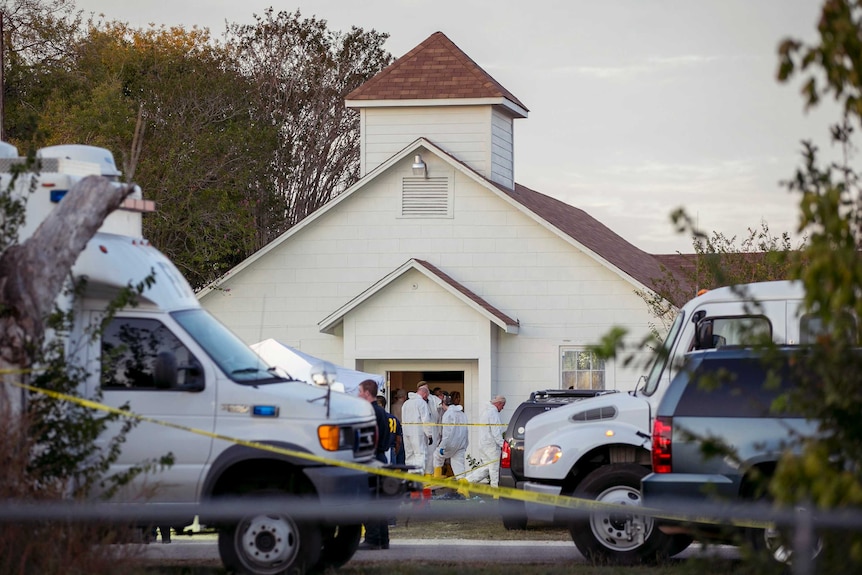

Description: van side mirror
[177,359,205,392]
[694,319,715,350]
[153,351,178,389]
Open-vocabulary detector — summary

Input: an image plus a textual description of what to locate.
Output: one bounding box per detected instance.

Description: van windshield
[172,309,288,385]
[641,311,684,396]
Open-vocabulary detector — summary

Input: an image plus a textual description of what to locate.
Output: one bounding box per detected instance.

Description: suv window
[675,356,803,418]
[512,405,556,440]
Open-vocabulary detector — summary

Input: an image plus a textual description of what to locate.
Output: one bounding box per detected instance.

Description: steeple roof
[346,31,528,114]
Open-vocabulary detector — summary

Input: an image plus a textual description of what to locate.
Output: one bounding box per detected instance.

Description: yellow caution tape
[402,422,506,427]
[7,380,772,530]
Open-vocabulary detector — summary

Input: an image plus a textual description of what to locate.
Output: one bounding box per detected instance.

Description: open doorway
[387,370,464,420]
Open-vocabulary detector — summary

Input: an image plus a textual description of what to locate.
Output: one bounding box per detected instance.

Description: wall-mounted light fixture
[411,154,427,178]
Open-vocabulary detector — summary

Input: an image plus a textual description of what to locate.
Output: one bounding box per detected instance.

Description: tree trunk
[0,175,132,406]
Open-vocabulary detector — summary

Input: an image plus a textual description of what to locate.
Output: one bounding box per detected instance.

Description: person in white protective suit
[432,393,468,478]
[400,382,433,474]
[466,395,506,487]
[424,389,443,474]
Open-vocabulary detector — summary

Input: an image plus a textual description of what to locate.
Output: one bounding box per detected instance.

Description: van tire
[218,489,321,575]
[569,463,672,565]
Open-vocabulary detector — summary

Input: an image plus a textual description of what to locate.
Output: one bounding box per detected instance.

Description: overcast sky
[73,0,837,254]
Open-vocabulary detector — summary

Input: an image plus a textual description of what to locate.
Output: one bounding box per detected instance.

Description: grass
[391,496,569,541]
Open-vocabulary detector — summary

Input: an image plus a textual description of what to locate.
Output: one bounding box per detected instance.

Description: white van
[1,144,393,575]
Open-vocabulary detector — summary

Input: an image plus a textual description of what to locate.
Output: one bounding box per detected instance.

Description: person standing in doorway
[400,382,433,473]
[424,387,444,474]
[433,393,468,479]
[391,388,407,423]
[358,379,390,550]
[467,395,506,487]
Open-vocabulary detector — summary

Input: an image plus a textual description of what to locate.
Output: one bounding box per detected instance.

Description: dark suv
[499,388,604,529]
[641,347,818,559]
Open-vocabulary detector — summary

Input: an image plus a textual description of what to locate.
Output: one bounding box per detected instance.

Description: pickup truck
[522,281,814,564]
[499,389,602,529]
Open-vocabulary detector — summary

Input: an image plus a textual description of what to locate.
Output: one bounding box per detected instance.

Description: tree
[0,0,83,141]
[8,20,282,289]
[4,10,393,289]
[0,168,146,573]
[226,9,391,239]
[637,219,801,334]
[0,173,131,380]
[766,0,862,567]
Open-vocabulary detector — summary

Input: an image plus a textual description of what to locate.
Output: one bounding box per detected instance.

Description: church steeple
[346,32,527,189]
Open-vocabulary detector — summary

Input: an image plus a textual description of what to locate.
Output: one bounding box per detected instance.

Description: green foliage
[770,0,862,568]
[637,217,800,336]
[25,21,277,289]
[3,7,392,290]
[0,156,37,252]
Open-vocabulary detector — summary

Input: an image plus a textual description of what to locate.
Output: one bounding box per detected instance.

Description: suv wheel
[569,463,672,564]
[500,498,528,530]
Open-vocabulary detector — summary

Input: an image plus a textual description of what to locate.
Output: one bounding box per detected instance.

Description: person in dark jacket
[376,395,404,465]
[358,379,390,550]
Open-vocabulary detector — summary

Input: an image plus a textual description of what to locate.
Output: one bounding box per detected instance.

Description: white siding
[201,163,657,420]
[490,108,514,189]
[360,106,492,178]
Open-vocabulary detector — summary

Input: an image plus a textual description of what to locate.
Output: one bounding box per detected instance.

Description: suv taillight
[652,416,673,473]
[500,440,511,469]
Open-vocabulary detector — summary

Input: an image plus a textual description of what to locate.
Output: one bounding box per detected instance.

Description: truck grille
[354,424,376,458]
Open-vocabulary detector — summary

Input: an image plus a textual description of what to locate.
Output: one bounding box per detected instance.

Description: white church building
[198,31,689,431]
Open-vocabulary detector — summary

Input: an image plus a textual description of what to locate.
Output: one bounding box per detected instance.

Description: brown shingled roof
[413,258,520,328]
[498,183,696,306]
[346,31,528,111]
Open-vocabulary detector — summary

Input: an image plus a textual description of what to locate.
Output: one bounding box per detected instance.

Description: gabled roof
[496,183,694,305]
[197,136,693,307]
[346,31,528,117]
[318,258,520,335]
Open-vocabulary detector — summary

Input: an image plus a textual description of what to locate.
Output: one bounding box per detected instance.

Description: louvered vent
[570,406,617,422]
[401,177,451,217]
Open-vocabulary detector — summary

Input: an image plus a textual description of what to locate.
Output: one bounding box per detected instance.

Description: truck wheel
[569,463,672,565]
[309,524,361,573]
[500,498,528,530]
[218,491,321,575]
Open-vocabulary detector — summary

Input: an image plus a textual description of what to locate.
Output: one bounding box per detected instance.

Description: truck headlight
[528,445,562,466]
[318,425,352,451]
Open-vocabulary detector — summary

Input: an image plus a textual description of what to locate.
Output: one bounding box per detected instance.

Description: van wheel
[218,490,321,575]
[569,464,672,565]
[309,524,361,573]
[500,498,528,530]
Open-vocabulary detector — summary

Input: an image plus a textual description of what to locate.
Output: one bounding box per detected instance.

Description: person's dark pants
[364,452,390,546]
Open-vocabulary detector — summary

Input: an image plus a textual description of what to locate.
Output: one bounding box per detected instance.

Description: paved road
[137,537,739,567]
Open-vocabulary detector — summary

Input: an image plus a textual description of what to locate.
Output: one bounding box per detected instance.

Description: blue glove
[439,448,445,456]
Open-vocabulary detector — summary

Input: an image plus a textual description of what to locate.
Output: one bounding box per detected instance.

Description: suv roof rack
[529,389,606,401]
